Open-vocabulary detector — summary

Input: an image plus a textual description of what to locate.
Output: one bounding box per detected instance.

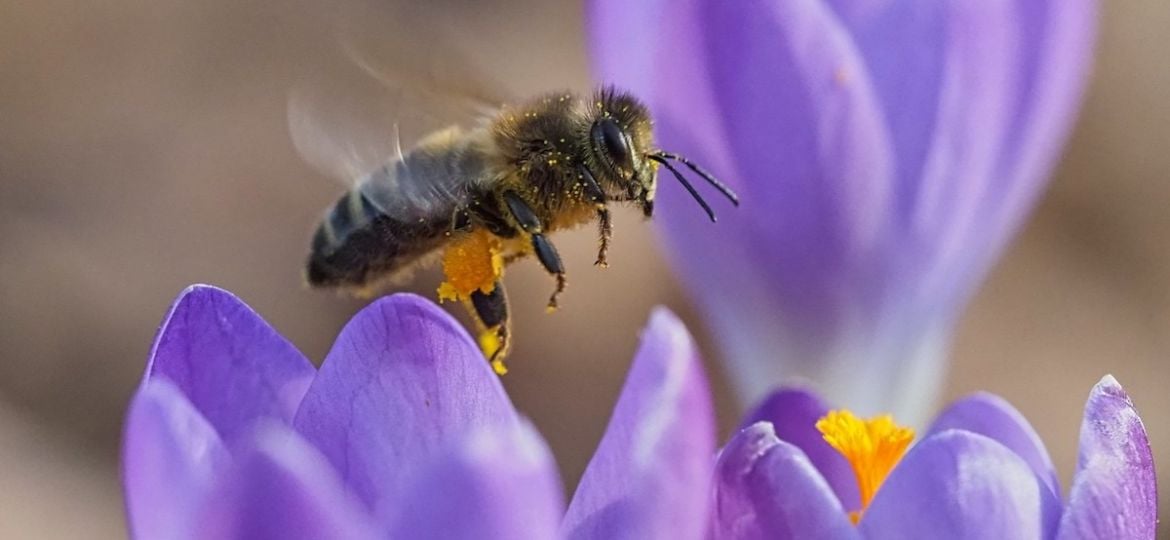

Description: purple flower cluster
[123,286,1155,539]
[123,285,712,539]
[718,380,1156,538]
[588,0,1100,420]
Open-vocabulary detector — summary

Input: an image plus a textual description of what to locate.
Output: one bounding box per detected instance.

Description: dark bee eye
[592,118,633,173]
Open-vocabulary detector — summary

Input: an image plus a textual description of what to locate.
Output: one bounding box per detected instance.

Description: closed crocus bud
[588,0,1099,419]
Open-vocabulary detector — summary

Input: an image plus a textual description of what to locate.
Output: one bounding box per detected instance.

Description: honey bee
[300,86,737,374]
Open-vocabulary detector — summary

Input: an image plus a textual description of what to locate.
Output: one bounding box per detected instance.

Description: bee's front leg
[577,166,612,268]
[595,208,612,268]
[502,191,566,311]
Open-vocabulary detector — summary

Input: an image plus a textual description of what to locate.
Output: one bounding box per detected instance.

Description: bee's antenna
[647,154,717,222]
[654,152,740,205]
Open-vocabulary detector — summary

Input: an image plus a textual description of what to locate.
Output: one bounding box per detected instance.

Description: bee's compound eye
[592,118,633,173]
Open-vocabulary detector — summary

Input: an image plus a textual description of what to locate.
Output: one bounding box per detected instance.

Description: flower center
[815,410,914,524]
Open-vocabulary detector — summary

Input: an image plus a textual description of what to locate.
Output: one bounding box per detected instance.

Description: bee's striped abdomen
[305,125,486,294]
[317,188,375,248]
[305,187,452,290]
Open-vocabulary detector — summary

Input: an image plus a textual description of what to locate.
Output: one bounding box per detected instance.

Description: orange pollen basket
[815,410,915,525]
[436,229,504,303]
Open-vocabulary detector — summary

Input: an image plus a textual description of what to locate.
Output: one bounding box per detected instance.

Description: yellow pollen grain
[815,410,914,525]
[437,229,504,303]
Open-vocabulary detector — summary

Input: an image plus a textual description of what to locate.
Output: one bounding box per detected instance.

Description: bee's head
[586,87,738,221]
[587,88,657,213]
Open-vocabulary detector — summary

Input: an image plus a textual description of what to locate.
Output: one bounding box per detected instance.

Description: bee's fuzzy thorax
[488,91,589,212]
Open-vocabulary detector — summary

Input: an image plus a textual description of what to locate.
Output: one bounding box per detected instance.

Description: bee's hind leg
[503,191,567,311]
[469,281,511,375]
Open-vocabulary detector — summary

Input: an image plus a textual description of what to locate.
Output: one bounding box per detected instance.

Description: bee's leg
[595,208,612,268]
[577,166,612,268]
[468,281,511,374]
[532,234,567,310]
[503,191,567,310]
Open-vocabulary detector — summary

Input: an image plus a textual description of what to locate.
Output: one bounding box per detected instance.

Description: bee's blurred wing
[288,57,495,219]
[287,81,399,186]
[290,0,567,215]
[333,0,520,111]
[288,0,521,178]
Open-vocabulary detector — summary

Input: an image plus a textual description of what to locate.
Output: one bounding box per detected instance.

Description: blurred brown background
[0,0,1166,537]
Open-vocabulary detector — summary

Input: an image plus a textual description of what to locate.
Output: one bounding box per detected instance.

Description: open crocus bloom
[715,379,1158,539]
[589,0,1100,421]
[123,286,1154,539]
[121,285,714,539]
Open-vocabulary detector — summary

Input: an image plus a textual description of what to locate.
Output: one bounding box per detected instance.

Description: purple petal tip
[122,379,229,539]
[646,306,689,340]
[1057,375,1157,539]
[925,390,1059,504]
[712,422,855,540]
[740,386,860,510]
[292,289,516,514]
[861,430,1049,538]
[562,307,713,540]
[145,284,315,441]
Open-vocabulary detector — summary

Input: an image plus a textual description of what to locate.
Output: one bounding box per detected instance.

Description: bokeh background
[1,0,1166,536]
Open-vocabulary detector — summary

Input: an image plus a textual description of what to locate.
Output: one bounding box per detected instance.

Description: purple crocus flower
[589,0,1100,418]
[716,377,1157,538]
[121,285,714,539]
[123,286,1154,538]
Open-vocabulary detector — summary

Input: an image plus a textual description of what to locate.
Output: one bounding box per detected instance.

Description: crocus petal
[389,420,564,540]
[895,0,1022,306]
[195,423,379,540]
[823,1,948,189]
[1057,376,1157,539]
[984,0,1100,265]
[926,392,1060,502]
[712,422,856,540]
[122,379,229,540]
[561,308,714,540]
[292,293,517,517]
[860,430,1048,539]
[144,285,315,441]
[739,388,859,510]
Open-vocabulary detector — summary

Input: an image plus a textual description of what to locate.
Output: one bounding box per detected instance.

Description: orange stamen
[815,410,914,524]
